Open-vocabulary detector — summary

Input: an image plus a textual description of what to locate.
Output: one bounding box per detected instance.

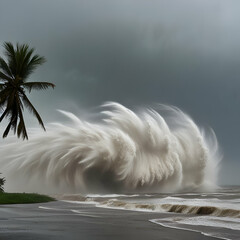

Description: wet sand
[0,200,219,240]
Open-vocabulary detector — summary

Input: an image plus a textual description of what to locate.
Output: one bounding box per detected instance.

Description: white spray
[0,102,221,194]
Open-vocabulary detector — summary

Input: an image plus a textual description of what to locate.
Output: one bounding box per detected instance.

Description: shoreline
[0,200,233,240]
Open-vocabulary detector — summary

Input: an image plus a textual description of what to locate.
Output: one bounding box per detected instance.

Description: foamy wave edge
[0,102,221,193]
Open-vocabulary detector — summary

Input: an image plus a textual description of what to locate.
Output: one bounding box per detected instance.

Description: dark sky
[0,0,240,184]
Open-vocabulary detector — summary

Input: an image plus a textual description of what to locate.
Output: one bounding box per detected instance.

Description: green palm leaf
[23,54,46,80]
[3,42,17,77]
[23,82,55,92]
[0,57,12,78]
[0,71,12,82]
[0,42,55,139]
[21,92,45,130]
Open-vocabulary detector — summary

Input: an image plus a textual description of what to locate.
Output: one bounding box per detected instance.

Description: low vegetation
[0,175,54,204]
[0,193,55,204]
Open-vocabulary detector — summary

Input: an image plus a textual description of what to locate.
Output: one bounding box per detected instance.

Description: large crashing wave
[0,102,220,194]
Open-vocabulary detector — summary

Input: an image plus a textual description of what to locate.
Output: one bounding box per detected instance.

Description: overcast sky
[0,0,239,184]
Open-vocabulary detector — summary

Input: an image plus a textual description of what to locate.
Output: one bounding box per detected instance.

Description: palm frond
[12,93,23,134]
[17,110,28,140]
[0,71,12,82]
[3,42,15,59]
[23,82,55,92]
[0,57,12,78]
[1,89,19,122]
[3,113,19,138]
[0,83,4,90]
[0,89,13,111]
[2,92,24,138]
[15,43,32,79]
[3,42,17,77]
[3,118,13,138]
[0,87,11,107]
[22,54,46,80]
[21,92,45,130]
[16,94,28,139]
[0,174,5,192]
[20,47,35,80]
[2,42,46,81]
[0,108,9,122]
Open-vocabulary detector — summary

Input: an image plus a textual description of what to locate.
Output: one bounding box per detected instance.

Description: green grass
[0,193,55,204]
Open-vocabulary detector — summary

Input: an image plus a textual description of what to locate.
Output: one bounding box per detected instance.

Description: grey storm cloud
[0,0,240,184]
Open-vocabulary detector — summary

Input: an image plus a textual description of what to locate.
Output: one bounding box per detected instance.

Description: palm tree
[0,42,55,139]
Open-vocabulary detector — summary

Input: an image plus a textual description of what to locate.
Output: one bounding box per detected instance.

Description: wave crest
[0,102,220,193]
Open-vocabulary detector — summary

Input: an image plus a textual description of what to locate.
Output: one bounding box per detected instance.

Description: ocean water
[61,186,240,240]
[0,102,220,194]
[0,102,238,239]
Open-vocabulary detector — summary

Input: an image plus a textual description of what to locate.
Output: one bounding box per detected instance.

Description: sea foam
[0,102,221,193]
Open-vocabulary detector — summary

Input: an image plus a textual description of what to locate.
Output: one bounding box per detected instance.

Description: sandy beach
[0,200,233,240]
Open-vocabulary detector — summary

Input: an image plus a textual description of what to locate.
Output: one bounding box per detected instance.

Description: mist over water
[0,102,220,194]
